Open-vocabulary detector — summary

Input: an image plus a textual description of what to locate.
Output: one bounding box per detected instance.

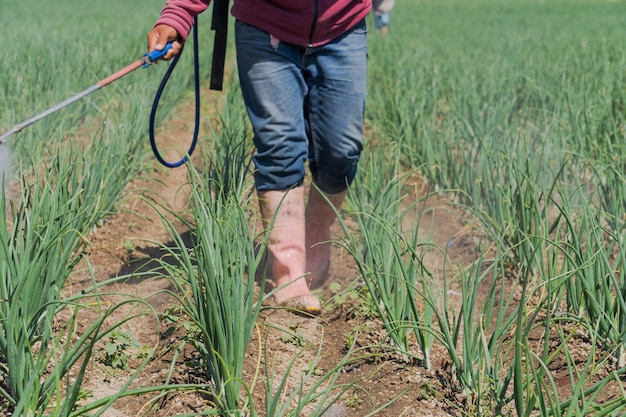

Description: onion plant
[342,143,434,366]
[149,130,260,415]
[201,84,254,200]
[0,167,89,415]
[595,163,626,231]
[0,139,148,415]
[521,319,626,417]
[416,235,522,415]
[555,185,626,366]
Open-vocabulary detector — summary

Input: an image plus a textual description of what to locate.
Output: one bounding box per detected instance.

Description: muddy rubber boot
[305,186,347,289]
[258,188,321,316]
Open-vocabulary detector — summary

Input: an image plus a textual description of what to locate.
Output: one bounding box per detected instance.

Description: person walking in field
[372,0,395,35]
[147,0,371,316]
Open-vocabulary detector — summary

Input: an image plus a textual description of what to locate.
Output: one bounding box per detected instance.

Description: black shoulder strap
[210,0,230,91]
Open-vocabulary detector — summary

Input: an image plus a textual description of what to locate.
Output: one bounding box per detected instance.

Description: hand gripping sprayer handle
[0,42,173,144]
[143,42,173,67]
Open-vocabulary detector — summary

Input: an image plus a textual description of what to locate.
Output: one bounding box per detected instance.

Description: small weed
[97,329,145,370]
[160,305,203,345]
[353,285,380,320]
[121,237,134,252]
[345,392,363,408]
[343,329,356,351]
[417,382,436,401]
[277,321,306,347]
[305,360,322,376]
[326,282,370,316]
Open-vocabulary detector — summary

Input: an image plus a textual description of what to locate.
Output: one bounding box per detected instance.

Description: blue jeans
[235,19,368,194]
[374,13,391,30]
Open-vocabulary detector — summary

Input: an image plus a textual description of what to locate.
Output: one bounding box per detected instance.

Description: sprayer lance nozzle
[0,126,21,145]
[140,56,153,68]
[143,42,173,68]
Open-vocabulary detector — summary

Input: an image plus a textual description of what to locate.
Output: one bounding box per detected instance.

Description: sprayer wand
[0,43,172,145]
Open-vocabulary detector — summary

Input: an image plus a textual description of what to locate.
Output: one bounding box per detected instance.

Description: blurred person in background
[372,0,395,35]
[147,0,371,316]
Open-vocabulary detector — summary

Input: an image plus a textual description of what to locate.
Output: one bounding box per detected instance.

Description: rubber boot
[258,187,321,316]
[305,186,347,289]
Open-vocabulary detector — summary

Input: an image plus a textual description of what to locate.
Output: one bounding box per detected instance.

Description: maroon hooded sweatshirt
[155,0,372,47]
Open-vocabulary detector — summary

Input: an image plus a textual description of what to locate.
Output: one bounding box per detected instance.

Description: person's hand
[147,24,183,61]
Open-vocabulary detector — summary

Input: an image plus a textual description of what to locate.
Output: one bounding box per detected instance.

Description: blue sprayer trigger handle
[143,42,173,67]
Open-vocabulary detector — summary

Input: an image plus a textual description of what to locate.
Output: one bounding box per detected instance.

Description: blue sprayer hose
[149,17,201,168]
